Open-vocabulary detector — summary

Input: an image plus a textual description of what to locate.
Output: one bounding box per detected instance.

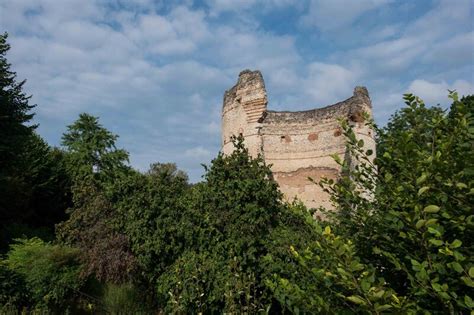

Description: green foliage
[0,34,71,251]
[0,32,36,169]
[2,238,84,311]
[17,138,71,228]
[143,137,320,313]
[102,283,149,314]
[112,162,189,283]
[267,221,411,314]
[61,113,129,183]
[57,113,137,285]
[370,92,473,312]
[56,181,137,284]
[0,264,30,310]
[277,92,474,314]
[0,32,36,227]
[154,137,283,312]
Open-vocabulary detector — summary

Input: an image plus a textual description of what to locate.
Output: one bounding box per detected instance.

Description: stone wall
[222,70,267,157]
[221,70,375,213]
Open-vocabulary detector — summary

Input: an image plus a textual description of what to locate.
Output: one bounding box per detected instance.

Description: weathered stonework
[221,70,376,211]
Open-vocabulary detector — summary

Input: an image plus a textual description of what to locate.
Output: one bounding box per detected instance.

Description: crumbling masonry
[221,70,376,210]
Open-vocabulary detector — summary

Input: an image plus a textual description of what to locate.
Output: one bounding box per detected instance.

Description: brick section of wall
[243,98,267,123]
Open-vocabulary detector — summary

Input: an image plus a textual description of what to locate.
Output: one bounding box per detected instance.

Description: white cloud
[351,37,423,73]
[204,121,220,135]
[422,31,474,68]
[302,62,357,105]
[405,0,472,42]
[300,0,392,31]
[206,0,257,13]
[331,0,472,78]
[204,0,299,15]
[124,6,210,56]
[408,79,474,105]
[211,27,300,69]
[184,146,212,158]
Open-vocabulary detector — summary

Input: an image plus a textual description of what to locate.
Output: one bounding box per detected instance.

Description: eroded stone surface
[221,69,376,212]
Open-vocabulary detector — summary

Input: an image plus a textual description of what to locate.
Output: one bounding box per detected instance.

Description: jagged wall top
[264,86,372,124]
[223,69,371,126]
[223,69,267,110]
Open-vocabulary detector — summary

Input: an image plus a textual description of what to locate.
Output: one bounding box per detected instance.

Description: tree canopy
[61,113,129,183]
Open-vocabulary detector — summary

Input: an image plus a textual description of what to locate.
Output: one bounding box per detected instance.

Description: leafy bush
[57,182,138,284]
[112,163,189,284]
[2,237,84,311]
[102,282,148,314]
[271,92,474,313]
[0,264,30,310]
[149,137,320,312]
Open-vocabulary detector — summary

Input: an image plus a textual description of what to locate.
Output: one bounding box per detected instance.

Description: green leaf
[323,226,331,235]
[418,186,430,196]
[423,205,440,213]
[429,239,443,246]
[425,218,438,226]
[462,276,474,287]
[451,239,462,248]
[411,259,421,267]
[373,290,385,299]
[450,262,463,273]
[346,295,367,305]
[375,304,392,311]
[416,174,428,185]
[427,227,442,237]
[415,219,426,229]
[361,279,370,292]
[331,154,341,164]
[431,282,442,292]
[391,294,400,304]
[465,295,474,308]
[439,292,450,300]
[456,182,468,189]
[469,267,474,278]
[453,251,464,261]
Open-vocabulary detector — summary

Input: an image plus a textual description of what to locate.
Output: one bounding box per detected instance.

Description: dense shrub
[2,238,84,311]
[0,264,30,310]
[145,137,319,312]
[112,163,189,284]
[57,182,138,284]
[271,92,474,313]
[102,282,149,314]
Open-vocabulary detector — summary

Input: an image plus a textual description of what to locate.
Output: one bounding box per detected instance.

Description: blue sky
[1,0,473,181]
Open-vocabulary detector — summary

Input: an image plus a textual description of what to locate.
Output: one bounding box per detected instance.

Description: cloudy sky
[1,0,473,181]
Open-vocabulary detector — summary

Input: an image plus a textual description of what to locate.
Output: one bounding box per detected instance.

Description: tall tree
[61,113,129,183]
[0,33,71,250]
[58,114,134,283]
[0,32,36,168]
[0,32,36,225]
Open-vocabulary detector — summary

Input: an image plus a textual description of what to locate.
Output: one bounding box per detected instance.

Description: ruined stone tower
[221,69,375,210]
